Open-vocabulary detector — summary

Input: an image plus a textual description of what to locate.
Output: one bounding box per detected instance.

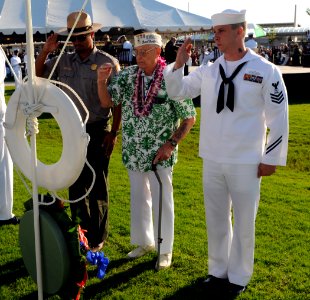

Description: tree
[267,28,277,45]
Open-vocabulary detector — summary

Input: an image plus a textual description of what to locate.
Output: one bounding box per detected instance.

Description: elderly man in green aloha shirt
[97,30,196,270]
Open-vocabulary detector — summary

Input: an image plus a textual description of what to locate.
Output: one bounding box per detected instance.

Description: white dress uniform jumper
[164,49,288,286]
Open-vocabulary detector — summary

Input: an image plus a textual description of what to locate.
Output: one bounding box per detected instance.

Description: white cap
[134,32,162,47]
[211,9,246,27]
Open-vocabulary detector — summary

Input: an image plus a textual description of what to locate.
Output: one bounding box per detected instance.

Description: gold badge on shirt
[91,64,97,71]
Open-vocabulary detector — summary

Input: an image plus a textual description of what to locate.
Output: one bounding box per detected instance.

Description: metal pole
[25,0,43,299]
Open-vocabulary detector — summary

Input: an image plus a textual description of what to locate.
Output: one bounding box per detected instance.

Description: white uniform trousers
[203,160,261,286]
[128,167,174,254]
[12,66,22,88]
[0,126,14,220]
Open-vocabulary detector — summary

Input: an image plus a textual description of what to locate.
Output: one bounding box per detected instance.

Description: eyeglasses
[69,34,89,42]
[134,48,155,57]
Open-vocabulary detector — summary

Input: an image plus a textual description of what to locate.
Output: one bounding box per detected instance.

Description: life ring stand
[19,209,71,295]
[4,77,89,191]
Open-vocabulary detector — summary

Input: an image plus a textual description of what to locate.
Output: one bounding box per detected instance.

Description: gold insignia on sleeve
[91,64,97,71]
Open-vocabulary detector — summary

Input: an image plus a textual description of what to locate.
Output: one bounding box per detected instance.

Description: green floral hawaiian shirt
[109,65,196,172]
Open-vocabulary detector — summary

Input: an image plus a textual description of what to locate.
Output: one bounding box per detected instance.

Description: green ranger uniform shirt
[44,47,119,123]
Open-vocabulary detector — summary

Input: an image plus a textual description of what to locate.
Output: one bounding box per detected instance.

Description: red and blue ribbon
[86,251,109,279]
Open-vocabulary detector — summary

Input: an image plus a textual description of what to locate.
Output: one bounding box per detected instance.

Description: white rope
[21,103,44,136]
[14,165,56,207]
[50,80,89,125]
[14,156,97,207]
[14,164,33,197]
[50,159,97,204]
[26,114,39,136]
[4,80,41,130]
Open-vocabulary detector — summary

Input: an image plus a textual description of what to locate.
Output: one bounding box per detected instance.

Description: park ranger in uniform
[35,11,121,252]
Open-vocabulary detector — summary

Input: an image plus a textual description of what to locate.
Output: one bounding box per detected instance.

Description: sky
[157,0,310,27]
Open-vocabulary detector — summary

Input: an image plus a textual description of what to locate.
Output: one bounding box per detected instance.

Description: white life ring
[4,77,89,191]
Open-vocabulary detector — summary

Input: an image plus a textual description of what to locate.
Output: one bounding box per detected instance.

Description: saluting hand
[43,34,60,54]
[174,38,193,69]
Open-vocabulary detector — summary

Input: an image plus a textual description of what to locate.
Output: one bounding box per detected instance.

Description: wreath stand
[7,0,90,299]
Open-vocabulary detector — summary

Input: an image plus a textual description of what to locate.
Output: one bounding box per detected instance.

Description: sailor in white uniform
[10,49,22,88]
[164,9,288,297]
[0,49,19,226]
[245,33,258,52]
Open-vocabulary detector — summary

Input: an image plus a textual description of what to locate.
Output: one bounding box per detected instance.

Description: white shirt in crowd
[123,40,133,63]
[245,38,258,52]
[10,53,22,86]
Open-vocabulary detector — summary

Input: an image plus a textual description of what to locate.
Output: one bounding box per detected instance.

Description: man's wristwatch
[168,138,178,147]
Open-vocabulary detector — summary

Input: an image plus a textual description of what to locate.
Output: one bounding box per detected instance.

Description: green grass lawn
[0,86,309,299]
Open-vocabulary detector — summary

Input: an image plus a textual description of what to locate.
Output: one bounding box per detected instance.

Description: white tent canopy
[0,0,212,35]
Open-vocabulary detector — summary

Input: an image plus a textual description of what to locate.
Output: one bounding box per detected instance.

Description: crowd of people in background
[2,31,309,85]
[180,41,307,67]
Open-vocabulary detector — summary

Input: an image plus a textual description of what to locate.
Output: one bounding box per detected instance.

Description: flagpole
[25,0,43,299]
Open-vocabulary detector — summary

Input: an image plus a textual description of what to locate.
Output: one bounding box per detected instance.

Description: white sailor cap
[134,32,162,48]
[211,9,246,27]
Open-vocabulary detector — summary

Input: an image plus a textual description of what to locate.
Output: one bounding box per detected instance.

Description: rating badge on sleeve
[270,81,284,104]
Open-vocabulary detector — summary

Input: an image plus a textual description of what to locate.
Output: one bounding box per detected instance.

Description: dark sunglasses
[69,34,89,42]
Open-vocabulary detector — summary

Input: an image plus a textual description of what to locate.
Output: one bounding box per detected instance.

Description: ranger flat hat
[211,9,246,27]
[58,11,102,36]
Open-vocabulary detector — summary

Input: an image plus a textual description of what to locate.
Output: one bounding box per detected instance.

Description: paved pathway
[278,65,310,74]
